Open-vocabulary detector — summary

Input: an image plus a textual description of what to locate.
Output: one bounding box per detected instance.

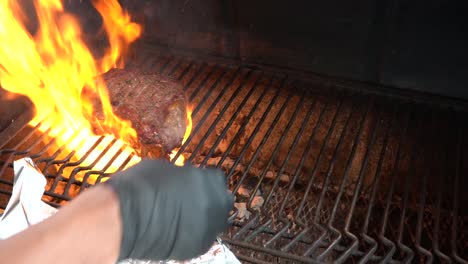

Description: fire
[0,0,142,176]
[170,107,193,166]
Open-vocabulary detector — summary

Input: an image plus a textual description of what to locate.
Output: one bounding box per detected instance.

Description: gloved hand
[105,159,233,261]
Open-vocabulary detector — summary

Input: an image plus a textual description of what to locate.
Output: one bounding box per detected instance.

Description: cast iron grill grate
[0,49,467,263]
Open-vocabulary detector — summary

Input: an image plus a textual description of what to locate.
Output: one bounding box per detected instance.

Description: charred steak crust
[89,68,187,157]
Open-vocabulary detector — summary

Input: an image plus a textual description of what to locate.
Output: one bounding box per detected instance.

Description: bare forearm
[0,185,122,264]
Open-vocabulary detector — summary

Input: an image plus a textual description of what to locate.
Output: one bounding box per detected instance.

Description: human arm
[0,159,233,263]
[0,184,122,264]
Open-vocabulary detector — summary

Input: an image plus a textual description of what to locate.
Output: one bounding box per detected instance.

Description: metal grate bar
[313,101,356,223]
[215,77,283,170]
[337,102,393,262]
[452,121,465,264]
[265,96,317,208]
[432,113,453,262]
[0,123,46,182]
[0,52,466,263]
[247,93,307,206]
[227,82,289,181]
[335,102,384,263]
[414,111,437,262]
[277,100,332,253]
[395,112,424,262]
[187,70,256,163]
[279,99,331,214]
[199,74,268,167]
[297,99,346,257]
[172,68,243,162]
[187,65,218,98]
[239,93,308,242]
[358,103,397,262]
[260,97,318,249]
[234,94,292,184]
[378,106,412,262]
[315,99,372,261]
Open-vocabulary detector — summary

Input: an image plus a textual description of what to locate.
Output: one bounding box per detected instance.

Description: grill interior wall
[0,49,466,263]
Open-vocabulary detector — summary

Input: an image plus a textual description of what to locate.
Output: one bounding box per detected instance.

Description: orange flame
[0,0,142,175]
[170,107,192,166]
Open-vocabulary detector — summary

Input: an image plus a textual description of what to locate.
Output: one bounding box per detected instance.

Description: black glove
[105,159,233,261]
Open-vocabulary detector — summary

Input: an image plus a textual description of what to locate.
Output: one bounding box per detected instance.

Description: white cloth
[0,158,57,239]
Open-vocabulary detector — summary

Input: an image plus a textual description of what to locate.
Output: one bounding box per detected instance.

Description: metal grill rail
[0,50,466,263]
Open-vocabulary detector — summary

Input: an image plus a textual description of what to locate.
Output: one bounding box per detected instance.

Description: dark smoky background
[8,0,468,99]
[116,0,468,101]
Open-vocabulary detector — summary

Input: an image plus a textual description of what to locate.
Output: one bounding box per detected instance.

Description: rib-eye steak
[85,68,187,158]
